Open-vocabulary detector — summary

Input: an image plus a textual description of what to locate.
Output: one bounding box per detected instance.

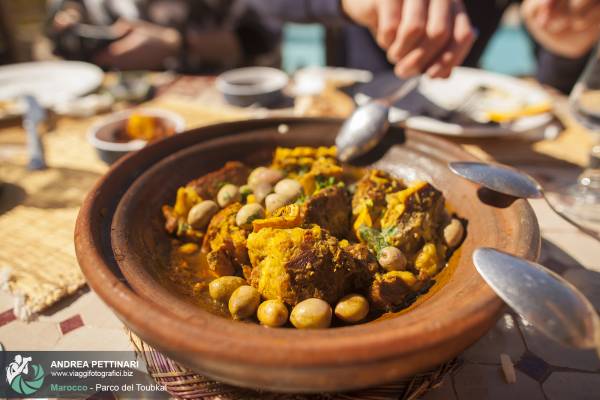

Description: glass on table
[546,42,600,235]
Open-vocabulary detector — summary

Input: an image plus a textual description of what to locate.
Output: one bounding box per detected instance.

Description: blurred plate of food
[291,67,371,118]
[293,66,373,94]
[356,67,554,138]
[0,61,104,120]
[88,108,185,164]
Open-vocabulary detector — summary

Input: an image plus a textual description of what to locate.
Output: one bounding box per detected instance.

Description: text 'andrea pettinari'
[49,360,140,369]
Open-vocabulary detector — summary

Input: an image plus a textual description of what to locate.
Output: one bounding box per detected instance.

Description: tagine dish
[161,146,465,329]
[83,119,540,391]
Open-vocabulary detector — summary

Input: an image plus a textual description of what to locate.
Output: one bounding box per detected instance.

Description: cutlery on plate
[473,247,600,357]
[336,76,420,162]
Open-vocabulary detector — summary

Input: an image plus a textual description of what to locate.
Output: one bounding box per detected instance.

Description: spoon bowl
[449,161,543,199]
[473,247,600,353]
[335,101,389,162]
[335,76,420,162]
[449,161,600,241]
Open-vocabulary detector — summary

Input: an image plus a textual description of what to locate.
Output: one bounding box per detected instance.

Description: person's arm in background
[522,0,600,58]
[522,0,600,93]
[250,0,476,79]
[92,19,182,70]
[46,0,183,70]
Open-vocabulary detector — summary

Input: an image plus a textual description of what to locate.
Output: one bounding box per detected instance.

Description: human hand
[52,7,82,32]
[522,0,600,58]
[341,0,476,78]
[93,20,182,70]
[530,0,599,31]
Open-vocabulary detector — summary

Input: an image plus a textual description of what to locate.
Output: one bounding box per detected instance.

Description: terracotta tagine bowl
[75,118,540,393]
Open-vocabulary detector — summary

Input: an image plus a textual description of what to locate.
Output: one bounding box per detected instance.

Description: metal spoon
[473,247,600,356]
[23,95,47,170]
[449,161,600,241]
[336,76,420,162]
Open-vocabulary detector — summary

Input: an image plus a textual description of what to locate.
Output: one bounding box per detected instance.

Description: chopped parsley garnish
[295,193,308,204]
[177,221,191,236]
[315,175,337,190]
[358,225,387,256]
[358,225,398,256]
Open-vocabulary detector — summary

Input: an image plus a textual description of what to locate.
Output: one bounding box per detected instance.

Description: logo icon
[6,355,45,395]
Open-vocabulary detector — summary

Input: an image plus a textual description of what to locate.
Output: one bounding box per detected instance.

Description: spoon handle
[542,193,600,242]
[379,76,420,107]
[594,313,600,359]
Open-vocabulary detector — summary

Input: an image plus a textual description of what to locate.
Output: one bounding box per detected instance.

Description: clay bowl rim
[76,117,540,369]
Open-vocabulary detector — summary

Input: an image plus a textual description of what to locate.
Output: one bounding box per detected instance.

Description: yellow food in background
[126,113,158,140]
[486,102,552,123]
[125,113,175,141]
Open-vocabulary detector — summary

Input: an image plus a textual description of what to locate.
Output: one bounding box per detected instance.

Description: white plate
[0,61,104,118]
[293,66,373,97]
[356,67,553,138]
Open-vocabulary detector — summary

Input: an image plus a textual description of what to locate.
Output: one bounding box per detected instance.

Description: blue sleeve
[247,0,346,24]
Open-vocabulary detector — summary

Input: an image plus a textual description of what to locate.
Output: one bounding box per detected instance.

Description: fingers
[527,0,571,33]
[387,0,428,64]
[53,9,81,31]
[110,18,134,38]
[569,0,597,14]
[93,32,141,68]
[572,2,600,30]
[376,0,403,49]
[545,1,572,33]
[524,0,597,33]
[394,0,453,77]
[424,2,476,78]
[535,0,559,26]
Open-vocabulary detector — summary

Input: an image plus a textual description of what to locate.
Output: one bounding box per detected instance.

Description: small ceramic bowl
[216,67,289,107]
[87,108,185,164]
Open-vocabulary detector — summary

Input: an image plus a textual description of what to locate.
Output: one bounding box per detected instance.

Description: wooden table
[0,75,599,399]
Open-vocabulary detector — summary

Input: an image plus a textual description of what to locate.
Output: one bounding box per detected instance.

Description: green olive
[290,298,332,329]
[248,167,284,187]
[334,294,369,323]
[208,276,246,303]
[444,218,464,248]
[236,203,265,228]
[274,179,303,200]
[257,299,289,327]
[217,184,241,208]
[251,182,273,204]
[228,285,261,320]
[247,167,267,187]
[378,246,407,271]
[187,200,218,229]
[240,184,253,197]
[265,193,291,214]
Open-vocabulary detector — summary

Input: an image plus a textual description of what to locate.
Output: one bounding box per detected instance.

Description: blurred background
[0,1,535,76]
[1,3,600,400]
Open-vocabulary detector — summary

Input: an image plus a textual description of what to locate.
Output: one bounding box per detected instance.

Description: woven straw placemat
[0,93,122,316]
[129,330,460,400]
[0,89,252,319]
[0,158,100,318]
